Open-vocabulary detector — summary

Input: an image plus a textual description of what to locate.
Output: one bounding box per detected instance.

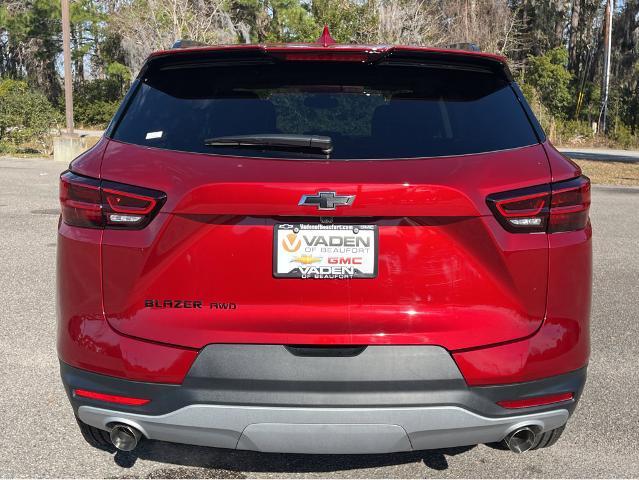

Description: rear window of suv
[112,60,538,159]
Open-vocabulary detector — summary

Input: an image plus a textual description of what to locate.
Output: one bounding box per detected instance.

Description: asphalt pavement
[557,147,639,163]
[0,156,638,478]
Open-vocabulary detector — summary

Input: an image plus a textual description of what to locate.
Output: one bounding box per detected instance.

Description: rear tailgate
[101,142,549,350]
[100,51,550,350]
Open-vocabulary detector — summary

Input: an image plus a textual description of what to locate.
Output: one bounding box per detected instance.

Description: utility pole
[61,0,74,134]
[600,0,613,134]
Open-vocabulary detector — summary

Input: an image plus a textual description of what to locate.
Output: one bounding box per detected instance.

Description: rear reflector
[497,392,574,409]
[487,176,590,233]
[73,388,150,406]
[60,171,165,229]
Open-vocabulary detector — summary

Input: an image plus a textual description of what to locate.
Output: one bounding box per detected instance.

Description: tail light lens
[487,176,590,233]
[60,171,166,229]
[548,176,591,233]
[59,173,103,228]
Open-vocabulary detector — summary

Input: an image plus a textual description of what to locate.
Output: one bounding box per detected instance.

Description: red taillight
[60,171,165,229]
[73,388,150,406]
[497,392,574,409]
[487,176,590,233]
[101,180,162,227]
[548,176,591,233]
[59,173,103,228]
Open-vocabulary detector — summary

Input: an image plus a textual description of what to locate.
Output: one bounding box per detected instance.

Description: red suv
[58,33,591,455]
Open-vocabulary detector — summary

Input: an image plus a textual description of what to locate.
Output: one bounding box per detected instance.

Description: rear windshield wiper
[204,134,333,157]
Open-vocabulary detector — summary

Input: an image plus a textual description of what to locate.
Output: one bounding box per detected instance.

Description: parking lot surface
[0,156,637,478]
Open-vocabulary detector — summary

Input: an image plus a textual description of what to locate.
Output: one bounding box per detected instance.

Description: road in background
[0,156,637,478]
[557,147,639,163]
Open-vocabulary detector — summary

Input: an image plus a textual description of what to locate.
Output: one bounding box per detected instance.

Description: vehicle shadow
[108,440,476,475]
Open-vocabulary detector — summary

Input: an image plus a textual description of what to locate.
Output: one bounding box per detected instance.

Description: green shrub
[73,78,124,127]
[74,99,120,127]
[555,120,595,145]
[0,79,61,153]
[520,79,638,148]
[610,122,639,150]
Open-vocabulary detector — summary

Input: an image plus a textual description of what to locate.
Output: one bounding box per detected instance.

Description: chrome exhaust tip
[504,426,537,453]
[109,424,142,451]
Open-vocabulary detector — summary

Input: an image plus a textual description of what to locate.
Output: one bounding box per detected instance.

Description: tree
[611,0,639,134]
[440,0,521,57]
[0,0,62,101]
[525,47,573,118]
[568,0,581,68]
[111,0,242,71]
[373,0,442,45]
[311,0,376,43]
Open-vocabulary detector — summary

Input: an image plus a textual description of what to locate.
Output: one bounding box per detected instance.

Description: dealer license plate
[274,223,378,279]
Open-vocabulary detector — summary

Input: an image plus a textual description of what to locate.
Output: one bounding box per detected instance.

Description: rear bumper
[61,345,586,454]
[77,403,569,454]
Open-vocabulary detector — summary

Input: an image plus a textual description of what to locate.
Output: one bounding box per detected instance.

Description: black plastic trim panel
[61,345,586,418]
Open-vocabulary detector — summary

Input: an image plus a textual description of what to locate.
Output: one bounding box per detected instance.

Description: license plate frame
[273,223,378,279]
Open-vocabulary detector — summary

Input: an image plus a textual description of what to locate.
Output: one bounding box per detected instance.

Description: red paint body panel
[101,141,549,216]
[66,136,108,178]
[543,141,583,182]
[453,224,591,384]
[57,221,197,383]
[99,141,551,350]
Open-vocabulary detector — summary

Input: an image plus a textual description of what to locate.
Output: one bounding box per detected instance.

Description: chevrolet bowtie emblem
[298,192,355,210]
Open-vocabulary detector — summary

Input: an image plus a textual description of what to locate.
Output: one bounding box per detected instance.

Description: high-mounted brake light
[274,52,370,62]
[59,171,165,229]
[73,388,150,406]
[487,176,590,233]
[497,392,574,409]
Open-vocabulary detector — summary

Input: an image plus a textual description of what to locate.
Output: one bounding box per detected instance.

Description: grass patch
[571,159,639,186]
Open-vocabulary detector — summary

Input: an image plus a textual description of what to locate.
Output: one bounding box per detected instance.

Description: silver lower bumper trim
[78,404,569,454]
